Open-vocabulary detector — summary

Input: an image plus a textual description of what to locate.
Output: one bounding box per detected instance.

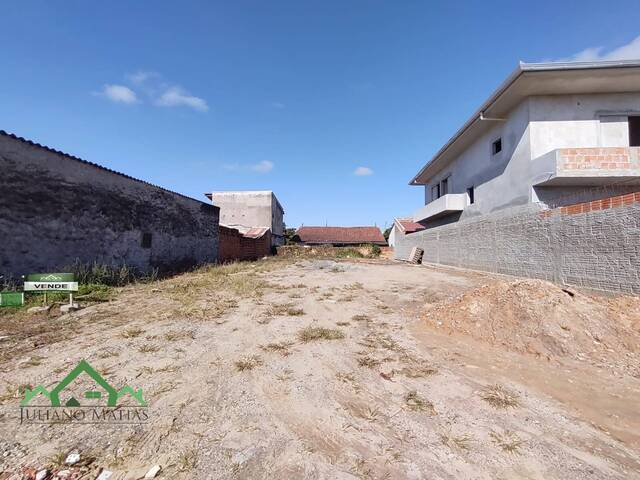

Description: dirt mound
[422,279,640,374]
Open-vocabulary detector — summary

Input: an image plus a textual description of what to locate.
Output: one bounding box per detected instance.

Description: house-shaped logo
[21,359,147,407]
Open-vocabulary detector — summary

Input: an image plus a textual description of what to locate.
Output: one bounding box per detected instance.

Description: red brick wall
[559,147,633,170]
[539,191,640,218]
[219,226,271,262]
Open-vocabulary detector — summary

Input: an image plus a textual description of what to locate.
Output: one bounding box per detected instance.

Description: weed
[153,382,176,396]
[351,314,370,322]
[353,405,380,422]
[336,321,350,326]
[22,355,45,368]
[338,295,355,302]
[97,349,119,359]
[276,368,294,381]
[344,282,364,290]
[49,450,68,467]
[234,355,263,372]
[357,355,381,368]
[439,431,473,452]
[164,330,197,341]
[404,391,436,414]
[138,344,160,353]
[490,431,523,454]
[265,303,304,317]
[121,327,145,339]
[260,341,294,357]
[297,326,344,342]
[480,384,520,409]
[177,449,198,471]
[0,383,32,404]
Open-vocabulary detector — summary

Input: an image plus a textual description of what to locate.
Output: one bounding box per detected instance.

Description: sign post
[24,273,78,306]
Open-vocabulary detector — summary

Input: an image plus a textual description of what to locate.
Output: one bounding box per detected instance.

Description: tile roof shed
[296,226,387,245]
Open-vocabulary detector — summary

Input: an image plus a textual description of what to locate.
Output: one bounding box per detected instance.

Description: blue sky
[2,2,640,230]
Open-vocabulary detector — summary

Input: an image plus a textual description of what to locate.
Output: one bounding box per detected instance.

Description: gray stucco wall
[0,133,219,278]
[395,200,640,294]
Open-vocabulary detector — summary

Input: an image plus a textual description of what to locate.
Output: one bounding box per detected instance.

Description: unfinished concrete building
[395,60,640,294]
[205,191,285,246]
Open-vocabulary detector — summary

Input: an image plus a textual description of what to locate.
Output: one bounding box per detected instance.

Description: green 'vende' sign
[0,292,24,307]
[24,273,78,292]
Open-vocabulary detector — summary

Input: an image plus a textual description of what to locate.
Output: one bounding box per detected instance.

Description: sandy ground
[1,257,639,479]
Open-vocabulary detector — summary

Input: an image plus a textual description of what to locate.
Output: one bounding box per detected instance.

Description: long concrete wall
[0,132,219,278]
[394,192,640,294]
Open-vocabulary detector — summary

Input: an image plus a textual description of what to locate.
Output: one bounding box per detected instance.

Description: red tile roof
[395,218,425,234]
[296,226,386,245]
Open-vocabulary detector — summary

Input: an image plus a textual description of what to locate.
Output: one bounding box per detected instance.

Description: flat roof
[205,190,284,214]
[410,60,640,185]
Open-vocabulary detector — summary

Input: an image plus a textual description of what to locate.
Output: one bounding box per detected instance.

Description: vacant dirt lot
[1,258,640,479]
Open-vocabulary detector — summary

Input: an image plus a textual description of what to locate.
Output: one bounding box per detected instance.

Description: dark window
[492,138,502,155]
[629,116,640,147]
[141,232,152,249]
[431,184,440,201]
[467,186,475,204]
[441,177,449,195]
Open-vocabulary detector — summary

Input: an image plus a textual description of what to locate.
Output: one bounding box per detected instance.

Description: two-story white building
[410,60,640,227]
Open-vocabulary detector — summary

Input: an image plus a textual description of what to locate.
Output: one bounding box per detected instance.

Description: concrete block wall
[0,132,219,278]
[395,192,640,294]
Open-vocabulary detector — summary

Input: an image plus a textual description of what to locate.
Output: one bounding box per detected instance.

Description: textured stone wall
[395,192,640,294]
[0,132,219,278]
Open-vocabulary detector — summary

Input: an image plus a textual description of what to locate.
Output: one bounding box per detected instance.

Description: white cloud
[155,86,209,112]
[222,160,274,174]
[251,160,274,173]
[556,35,640,62]
[126,70,160,85]
[354,166,373,176]
[101,84,138,104]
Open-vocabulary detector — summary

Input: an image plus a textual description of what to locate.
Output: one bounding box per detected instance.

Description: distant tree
[284,228,299,245]
[383,226,392,242]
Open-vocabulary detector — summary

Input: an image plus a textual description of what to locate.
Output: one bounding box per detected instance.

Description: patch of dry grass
[351,314,370,322]
[265,303,304,317]
[138,344,160,353]
[336,321,350,326]
[260,341,295,357]
[490,431,524,454]
[164,329,197,341]
[439,430,473,452]
[297,326,345,342]
[121,326,145,338]
[357,354,381,368]
[177,449,198,471]
[404,391,437,414]
[234,355,263,372]
[0,383,31,404]
[480,384,520,409]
